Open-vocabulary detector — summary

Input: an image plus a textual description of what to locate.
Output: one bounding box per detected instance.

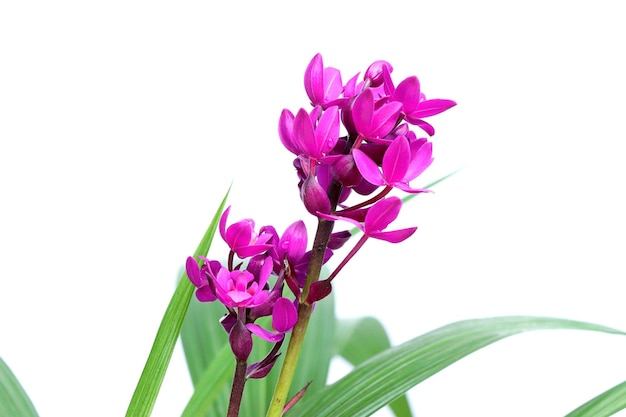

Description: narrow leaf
[0,356,39,417]
[333,317,412,417]
[182,296,233,386]
[239,290,336,416]
[565,379,626,417]
[125,187,231,417]
[295,316,626,417]
[180,344,233,417]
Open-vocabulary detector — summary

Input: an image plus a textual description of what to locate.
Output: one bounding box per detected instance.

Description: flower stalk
[265,216,336,416]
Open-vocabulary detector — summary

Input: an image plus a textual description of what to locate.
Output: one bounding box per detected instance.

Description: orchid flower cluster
[185,53,455,415]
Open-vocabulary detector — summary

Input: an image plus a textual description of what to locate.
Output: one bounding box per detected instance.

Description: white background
[1,1,626,416]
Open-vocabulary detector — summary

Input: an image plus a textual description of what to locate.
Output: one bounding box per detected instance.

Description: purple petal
[256,255,274,289]
[304,53,324,105]
[412,99,457,118]
[365,197,402,232]
[369,101,402,139]
[246,323,285,342]
[281,221,308,263]
[382,136,410,184]
[234,243,273,259]
[395,183,433,194]
[405,140,433,181]
[218,206,231,243]
[352,88,375,137]
[369,227,417,243]
[293,108,317,158]
[392,76,421,114]
[323,67,343,103]
[343,72,361,98]
[226,220,254,252]
[314,106,340,155]
[186,256,204,287]
[352,148,385,186]
[404,115,436,135]
[381,64,395,96]
[316,212,364,232]
[272,297,298,333]
[278,109,298,155]
[196,286,217,302]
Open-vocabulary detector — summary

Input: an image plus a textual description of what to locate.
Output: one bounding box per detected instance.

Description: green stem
[265,218,335,416]
[266,132,355,416]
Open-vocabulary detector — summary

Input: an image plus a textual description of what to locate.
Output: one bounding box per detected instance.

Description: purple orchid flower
[279,106,340,170]
[352,135,433,194]
[209,256,273,308]
[246,297,298,342]
[319,196,416,243]
[304,53,344,108]
[351,88,403,142]
[390,75,456,136]
[219,206,273,259]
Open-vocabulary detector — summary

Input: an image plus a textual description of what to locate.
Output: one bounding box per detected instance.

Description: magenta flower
[211,256,273,308]
[279,106,340,166]
[219,206,273,258]
[390,75,456,135]
[246,297,298,342]
[319,197,416,243]
[352,88,402,141]
[352,135,433,193]
[304,53,344,108]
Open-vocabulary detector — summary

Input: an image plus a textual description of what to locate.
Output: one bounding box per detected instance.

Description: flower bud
[229,319,253,362]
[331,154,362,187]
[246,354,280,379]
[306,279,333,304]
[364,60,393,87]
[300,175,331,216]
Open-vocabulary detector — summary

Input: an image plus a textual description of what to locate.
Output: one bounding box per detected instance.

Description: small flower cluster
[278,54,456,297]
[279,53,456,219]
[186,54,454,380]
[186,206,347,376]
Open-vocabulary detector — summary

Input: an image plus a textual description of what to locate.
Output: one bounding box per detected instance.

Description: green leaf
[180,290,336,417]
[0,356,39,417]
[401,166,465,205]
[125,187,230,417]
[295,316,626,417]
[565,379,626,417]
[333,317,412,417]
[181,295,232,415]
[240,292,336,417]
[180,344,233,417]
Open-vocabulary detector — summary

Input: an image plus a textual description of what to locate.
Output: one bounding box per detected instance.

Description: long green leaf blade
[125,188,230,417]
[180,291,337,417]
[295,316,626,417]
[565,379,626,417]
[0,356,39,417]
[181,344,234,417]
[182,296,234,387]
[333,317,412,417]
